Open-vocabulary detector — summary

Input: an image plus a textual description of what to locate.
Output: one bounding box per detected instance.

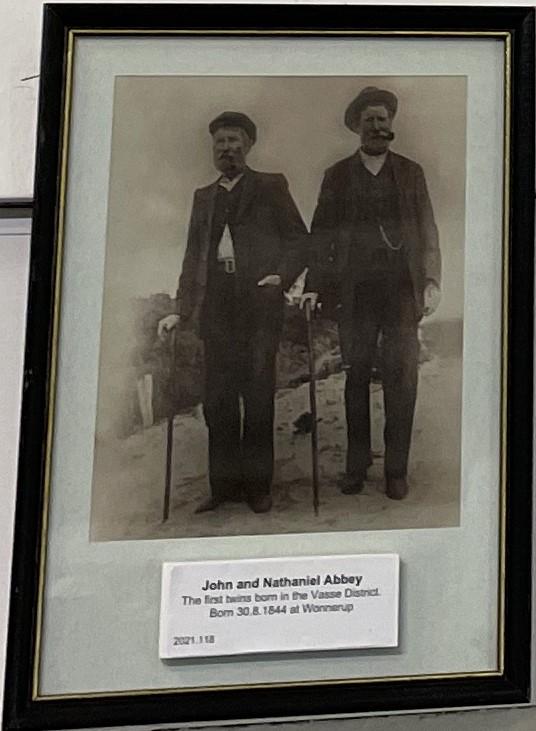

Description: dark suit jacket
[176,167,307,337]
[309,150,441,320]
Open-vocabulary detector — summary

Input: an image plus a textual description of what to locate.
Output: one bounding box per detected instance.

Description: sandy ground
[90,347,461,541]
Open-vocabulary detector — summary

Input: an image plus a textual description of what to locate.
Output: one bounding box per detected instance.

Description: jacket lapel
[235,168,258,223]
[199,182,218,266]
[389,151,414,250]
[348,152,362,211]
[389,151,409,207]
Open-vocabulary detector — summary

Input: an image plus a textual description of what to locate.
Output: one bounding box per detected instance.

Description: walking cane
[163,327,177,523]
[304,299,320,515]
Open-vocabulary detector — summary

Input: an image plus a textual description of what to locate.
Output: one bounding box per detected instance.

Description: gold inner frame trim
[32,27,512,702]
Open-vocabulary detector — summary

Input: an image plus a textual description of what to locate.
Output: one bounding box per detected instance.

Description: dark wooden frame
[4,4,534,729]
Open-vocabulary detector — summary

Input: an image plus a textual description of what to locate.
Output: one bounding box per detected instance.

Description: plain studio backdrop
[96,74,466,437]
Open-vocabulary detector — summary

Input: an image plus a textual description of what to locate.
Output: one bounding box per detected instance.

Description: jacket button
[328,256,334,263]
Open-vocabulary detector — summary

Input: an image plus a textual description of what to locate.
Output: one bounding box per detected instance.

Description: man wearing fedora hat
[303,87,441,500]
[159,111,307,514]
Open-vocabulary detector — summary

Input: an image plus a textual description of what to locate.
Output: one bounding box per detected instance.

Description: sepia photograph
[90,75,466,540]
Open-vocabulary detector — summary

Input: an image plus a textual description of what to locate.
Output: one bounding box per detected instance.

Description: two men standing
[161,87,441,513]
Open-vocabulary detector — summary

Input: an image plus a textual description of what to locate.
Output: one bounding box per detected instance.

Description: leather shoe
[248,495,273,513]
[337,473,364,495]
[386,477,409,500]
[194,496,225,513]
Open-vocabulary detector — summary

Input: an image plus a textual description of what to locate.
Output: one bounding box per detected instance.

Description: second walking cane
[304,299,320,515]
[163,327,177,522]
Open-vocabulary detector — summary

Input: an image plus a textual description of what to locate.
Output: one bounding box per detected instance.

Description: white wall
[0,218,30,712]
[1,0,535,728]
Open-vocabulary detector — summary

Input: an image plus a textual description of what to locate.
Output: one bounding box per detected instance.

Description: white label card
[159,554,399,658]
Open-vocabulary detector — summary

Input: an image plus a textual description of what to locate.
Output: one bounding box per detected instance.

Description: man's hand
[299,292,320,311]
[257,274,282,287]
[423,282,441,317]
[157,314,180,340]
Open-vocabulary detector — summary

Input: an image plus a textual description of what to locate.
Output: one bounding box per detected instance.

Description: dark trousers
[342,274,419,480]
[202,269,278,501]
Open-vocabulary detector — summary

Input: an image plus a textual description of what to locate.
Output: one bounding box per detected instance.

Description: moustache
[370,131,395,141]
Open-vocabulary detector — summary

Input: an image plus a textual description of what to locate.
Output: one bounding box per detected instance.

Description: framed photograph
[5,4,534,729]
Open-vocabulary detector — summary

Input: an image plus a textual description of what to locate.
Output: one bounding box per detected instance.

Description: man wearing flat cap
[303,87,441,500]
[159,111,307,514]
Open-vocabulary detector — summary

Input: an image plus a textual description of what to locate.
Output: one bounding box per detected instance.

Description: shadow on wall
[101,293,462,440]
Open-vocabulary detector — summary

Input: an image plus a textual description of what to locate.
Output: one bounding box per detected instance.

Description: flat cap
[209,111,257,144]
[344,87,398,133]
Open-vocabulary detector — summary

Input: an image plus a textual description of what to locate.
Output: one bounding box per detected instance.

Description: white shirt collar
[218,173,244,191]
[358,148,388,176]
